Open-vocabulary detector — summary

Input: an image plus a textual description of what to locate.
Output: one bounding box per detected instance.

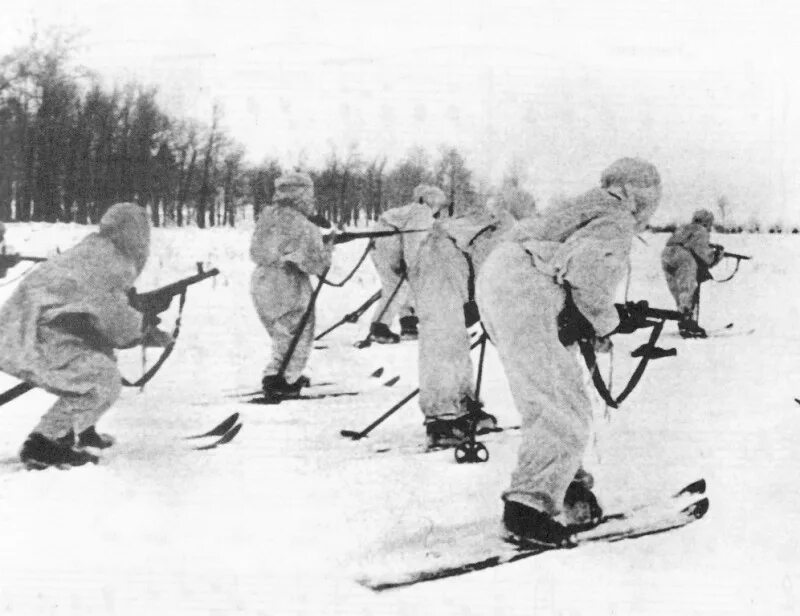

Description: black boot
[78,426,115,449]
[399,316,419,340]
[679,309,707,339]
[463,398,498,434]
[20,432,99,470]
[563,480,603,528]
[261,374,304,400]
[503,500,575,548]
[369,322,400,344]
[425,417,470,449]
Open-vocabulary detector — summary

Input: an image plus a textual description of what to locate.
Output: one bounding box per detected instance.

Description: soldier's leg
[478,244,592,516]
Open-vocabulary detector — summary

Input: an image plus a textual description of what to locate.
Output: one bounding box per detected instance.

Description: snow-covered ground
[0,221,797,615]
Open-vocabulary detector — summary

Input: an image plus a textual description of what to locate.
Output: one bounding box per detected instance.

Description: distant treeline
[0,34,485,228]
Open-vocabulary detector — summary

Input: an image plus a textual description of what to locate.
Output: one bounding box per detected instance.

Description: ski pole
[277,267,329,381]
[340,387,420,440]
[342,335,486,440]
[315,290,381,341]
[355,273,407,349]
[454,332,490,463]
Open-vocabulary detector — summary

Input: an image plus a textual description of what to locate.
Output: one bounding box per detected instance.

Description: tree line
[0,34,486,229]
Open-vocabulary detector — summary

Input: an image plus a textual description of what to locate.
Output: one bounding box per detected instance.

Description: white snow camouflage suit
[369,186,447,329]
[476,188,638,515]
[661,212,719,313]
[410,210,520,422]
[250,180,331,384]
[0,203,149,440]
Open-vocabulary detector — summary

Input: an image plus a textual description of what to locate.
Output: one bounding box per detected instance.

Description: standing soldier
[476,158,662,546]
[661,209,724,338]
[367,184,448,343]
[410,191,536,448]
[0,203,170,469]
[250,171,332,399]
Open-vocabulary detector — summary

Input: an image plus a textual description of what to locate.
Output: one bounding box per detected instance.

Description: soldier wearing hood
[0,203,168,469]
[475,158,662,547]
[410,193,536,449]
[367,184,448,343]
[250,171,332,399]
[661,209,724,338]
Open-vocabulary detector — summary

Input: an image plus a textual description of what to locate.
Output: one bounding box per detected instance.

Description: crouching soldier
[0,203,170,469]
[367,184,448,343]
[661,209,724,338]
[476,158,662,547]
[250,171,332,399]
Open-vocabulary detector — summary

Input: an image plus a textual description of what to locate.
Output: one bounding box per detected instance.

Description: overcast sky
[2,0,798,223]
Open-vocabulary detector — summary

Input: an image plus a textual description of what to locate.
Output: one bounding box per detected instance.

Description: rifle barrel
[135,267,220,303]
[723,252,751,260]
[326,229,428,245]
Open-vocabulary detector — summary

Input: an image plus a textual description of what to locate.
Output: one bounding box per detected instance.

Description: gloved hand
[141,324,173,348]
[593,336,613,354]
[711,243,725,266]
[307,214,332,229]
[615,301,648,334]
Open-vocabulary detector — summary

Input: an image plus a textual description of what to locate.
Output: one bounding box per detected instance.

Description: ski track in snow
[0,222,797,615]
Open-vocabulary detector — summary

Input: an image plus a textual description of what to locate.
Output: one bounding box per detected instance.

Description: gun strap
[320,239,374,288]
[121,290,187,388]
[709,255,743,283]
[445,239,476,303]
[577,319,664,409]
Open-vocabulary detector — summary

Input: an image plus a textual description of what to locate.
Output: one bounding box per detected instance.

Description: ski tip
[221,422,243,443]
[185,412,240,439]
[371,367,384,378]
[383,376,400,387]
[794,398,800,406]
[683,497,709,519]
[678,478,706,497]
[340,429,364,440]
[724,322,734,329]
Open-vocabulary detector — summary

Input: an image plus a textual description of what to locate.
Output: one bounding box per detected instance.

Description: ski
[358,479,707,591]
[185,413,240,439]
[664,323,754,339]
[246,391,360,405]
[372,425,521,455]
[706,327,755,338]
[194,422,243,450]
[227,377,399,400]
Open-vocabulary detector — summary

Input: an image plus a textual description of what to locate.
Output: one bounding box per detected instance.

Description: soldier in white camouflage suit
[0,203,169,469]
[367,184,448,343]
[250,171,332,398]
[661,209,724,338]
[476,158,662,547]
[410,191,536,448]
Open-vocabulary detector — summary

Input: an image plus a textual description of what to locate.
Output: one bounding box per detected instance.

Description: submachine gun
[576,300,684,409]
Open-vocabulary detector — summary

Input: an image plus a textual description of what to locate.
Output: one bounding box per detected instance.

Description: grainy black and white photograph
[0,1,797,614]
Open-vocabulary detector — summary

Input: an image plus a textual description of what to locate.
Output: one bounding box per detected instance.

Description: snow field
[0,222,797,615]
